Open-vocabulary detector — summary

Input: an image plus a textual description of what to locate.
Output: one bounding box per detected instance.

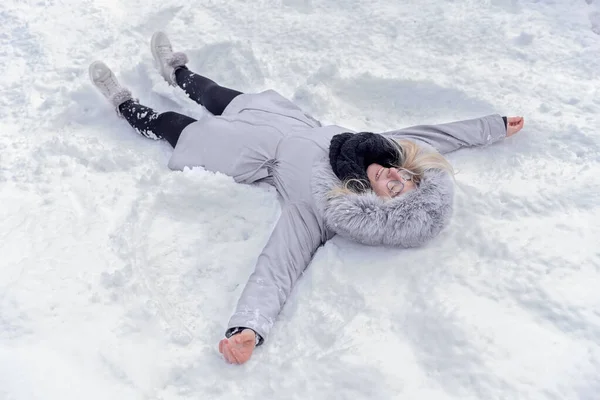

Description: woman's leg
[151,32,243,116]
[118,100,196,148]
[89,60,197,148]
[174,67,242,116]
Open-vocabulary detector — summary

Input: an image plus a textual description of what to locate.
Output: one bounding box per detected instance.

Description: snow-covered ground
[1,0,599,398]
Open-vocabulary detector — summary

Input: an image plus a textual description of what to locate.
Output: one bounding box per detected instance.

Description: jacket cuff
[485,114,508,144]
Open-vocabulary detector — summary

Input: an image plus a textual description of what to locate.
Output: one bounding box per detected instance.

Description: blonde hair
[389,139,454,185]
[333,139,454,196]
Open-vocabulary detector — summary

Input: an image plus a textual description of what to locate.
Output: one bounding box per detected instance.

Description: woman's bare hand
[218,329,256,364]
[506,116,525,137]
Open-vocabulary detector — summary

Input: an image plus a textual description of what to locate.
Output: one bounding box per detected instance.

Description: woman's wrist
[226,326,263,346]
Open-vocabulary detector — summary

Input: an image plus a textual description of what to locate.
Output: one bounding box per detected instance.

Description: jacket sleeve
[380,114,507,154]
[226,202,323,344]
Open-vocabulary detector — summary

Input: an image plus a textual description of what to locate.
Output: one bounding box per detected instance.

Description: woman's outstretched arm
[219,202,324,364]
[380,114,524,154]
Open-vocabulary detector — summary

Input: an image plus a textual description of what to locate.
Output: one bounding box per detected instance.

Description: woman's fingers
[219,338,233,363]
[219,338,249,364]
[232,347,247,364]
[506,116,525,137]
[218,331,256,364]
[228,344,242,364]
[222,341,240,364]
[507,116,521,123]
[231,336,252,363]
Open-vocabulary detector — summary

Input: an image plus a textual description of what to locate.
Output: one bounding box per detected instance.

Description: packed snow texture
[1,0,599,399]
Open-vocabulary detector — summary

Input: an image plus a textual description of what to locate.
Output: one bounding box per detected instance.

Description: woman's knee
[202,84,222,112]
[202,83,242,115]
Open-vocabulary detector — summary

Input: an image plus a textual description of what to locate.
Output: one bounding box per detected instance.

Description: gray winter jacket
[168,90,507,343]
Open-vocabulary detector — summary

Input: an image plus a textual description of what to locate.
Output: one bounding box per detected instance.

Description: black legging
[118,67,242,148]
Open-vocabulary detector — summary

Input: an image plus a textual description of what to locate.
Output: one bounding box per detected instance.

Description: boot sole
[88,61,112,88]
[150,31,174,85]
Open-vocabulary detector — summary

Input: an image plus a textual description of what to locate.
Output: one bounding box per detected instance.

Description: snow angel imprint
[89,31,525,365]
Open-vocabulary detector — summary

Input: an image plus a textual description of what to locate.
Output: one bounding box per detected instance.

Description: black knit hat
[328,132,401,192]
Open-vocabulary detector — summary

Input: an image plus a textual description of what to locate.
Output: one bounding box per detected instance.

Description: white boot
[151,31,188,86]
[88,61,133,112]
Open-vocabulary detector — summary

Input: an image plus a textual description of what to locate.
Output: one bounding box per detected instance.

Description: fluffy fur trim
[109,88,132,108]
[311,156,454,248]
[167,52,189,68]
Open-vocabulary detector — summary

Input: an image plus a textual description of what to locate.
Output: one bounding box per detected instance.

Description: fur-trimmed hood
[311,152,455,248]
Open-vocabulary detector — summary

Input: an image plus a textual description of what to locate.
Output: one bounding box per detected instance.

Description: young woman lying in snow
[89,32,525,365]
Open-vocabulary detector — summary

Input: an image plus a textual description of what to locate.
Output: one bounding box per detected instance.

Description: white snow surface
[1,0,600,399]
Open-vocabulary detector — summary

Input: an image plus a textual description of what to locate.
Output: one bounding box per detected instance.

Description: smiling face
[366,163,417,198]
